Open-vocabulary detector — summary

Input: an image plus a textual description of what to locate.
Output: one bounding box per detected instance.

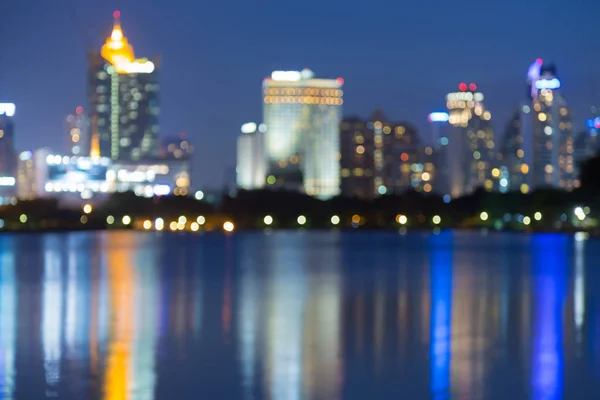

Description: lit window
[560,108,568,116]
[341,168,350,178]
[538,113,547,122]
[356,145,365,155]
[395,126,405,136]
[473,151,481,160]
[520,184,529,194]
[545,165,554,174]
[425,147,433,156]
[521,164,529,174]
[534,103,541,112]
[353,168,364,177]
[517,149,524,158]
[383,126,391,134]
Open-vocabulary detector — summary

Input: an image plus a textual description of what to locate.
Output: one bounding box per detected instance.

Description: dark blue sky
[1,0,599,188]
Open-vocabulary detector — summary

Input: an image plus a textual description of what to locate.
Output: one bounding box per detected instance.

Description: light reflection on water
[0,231,598,398]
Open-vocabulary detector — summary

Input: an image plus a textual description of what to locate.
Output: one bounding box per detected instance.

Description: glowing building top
[100,11,154,74]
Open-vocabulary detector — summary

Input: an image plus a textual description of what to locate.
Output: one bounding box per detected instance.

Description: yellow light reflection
[104,233,134,400]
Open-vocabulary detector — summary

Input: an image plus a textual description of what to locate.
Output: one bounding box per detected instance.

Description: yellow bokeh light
[432,215,441,225]
[297,215,307,225]
[521,164,529,174]
[520,184,529,194]
[169,221,177,231]
[122,215,131,225]
[331,215,340,225]
[492,168,500,178]
[190,222,200,232]
[480,211,489,221]
[142,220,152,230]
[83,204,93,214]
[264,215,273,226]
[396,215,408,225]
[197,216,206,225]
[223,221,235,232]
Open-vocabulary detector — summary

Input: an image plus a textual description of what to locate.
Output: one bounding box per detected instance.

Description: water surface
[0,230,598,399]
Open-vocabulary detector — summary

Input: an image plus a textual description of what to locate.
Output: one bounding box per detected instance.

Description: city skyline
[2,0,600,188]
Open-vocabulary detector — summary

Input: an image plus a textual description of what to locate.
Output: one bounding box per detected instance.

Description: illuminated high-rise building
[0,103,16,177]
[446,83,495,197]
[339,117,375,198]
[499,110,527,192]
[263,69,343,199]
[428,112,451,195]
[339,112,424,197]
[88,11,160,161]
[522,60,575,190]
[236,122,266,190]
[66,106,90,157]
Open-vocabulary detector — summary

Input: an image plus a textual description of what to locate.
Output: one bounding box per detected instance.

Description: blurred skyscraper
[499,110,528,192]
[339,117,375,198]
[522,60,575,190]
[65,106,90,157]
[428,112,451,195]
[340,112,430,197]
[446,83,495,197]
[0,103,16,177]
[236,122,266,190]
[263,69,343,199]
[88,11,160,161]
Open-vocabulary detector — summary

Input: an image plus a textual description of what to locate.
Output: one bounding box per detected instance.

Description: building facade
[236,122,266,190]
[340,113,429,197]
[263,69,343,199]
[88,11,160,161]
[339,117,375,198]
[446,83,495,197]
[499,110,528,192]
[66,106,90,156]
[0,103,16,177]
[522,60,575,190]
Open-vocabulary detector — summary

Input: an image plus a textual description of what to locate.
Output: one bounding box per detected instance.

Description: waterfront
[0,230,598,399]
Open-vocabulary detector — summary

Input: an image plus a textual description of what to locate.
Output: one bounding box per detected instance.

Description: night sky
[1,0,599,188]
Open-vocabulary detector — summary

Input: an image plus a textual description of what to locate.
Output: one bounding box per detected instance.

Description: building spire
[101,10,135,72]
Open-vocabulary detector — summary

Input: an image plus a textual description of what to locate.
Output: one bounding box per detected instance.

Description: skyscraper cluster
[237,59,596,199]
[8,11,193,203]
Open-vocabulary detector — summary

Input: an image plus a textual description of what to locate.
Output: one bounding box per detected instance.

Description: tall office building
[339,112,424,197]
[263,69,343,199]
[522,59,575,190]
[66,106,90,156]
[88,11,160,161]
[499,110,528,192]
[446,83,495,197]
[0,103,17,201]
[236,122,266,190]
[339,117,375,198]
[428,112,451,195]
